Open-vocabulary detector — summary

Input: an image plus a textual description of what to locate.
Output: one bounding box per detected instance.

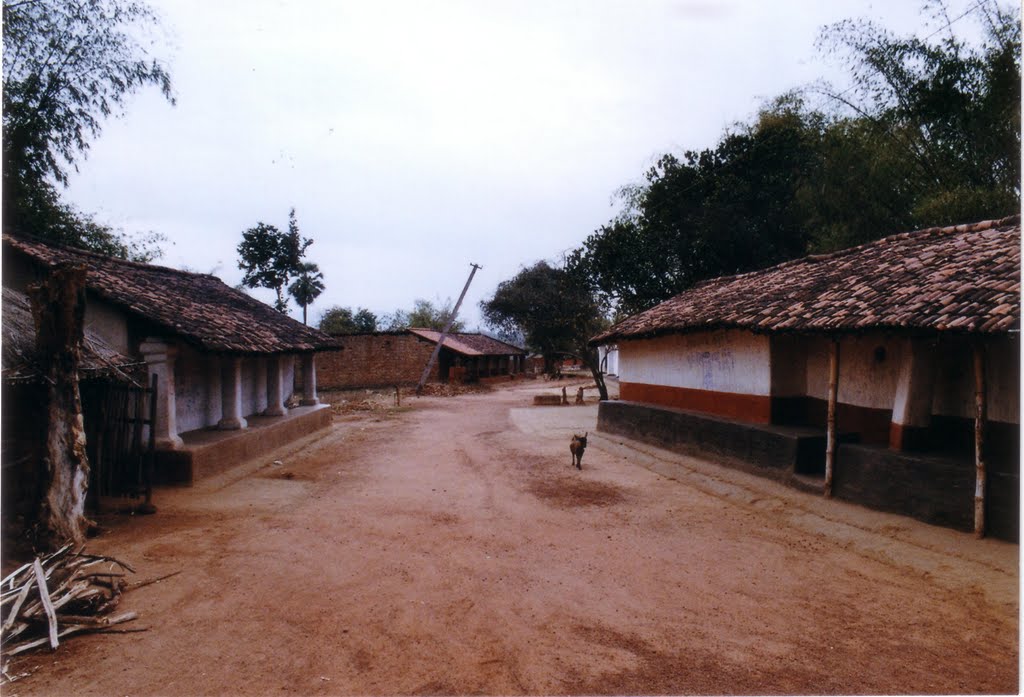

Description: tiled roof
[408,329,526,356]
[593,216,1021,344]
[4,234,338,355]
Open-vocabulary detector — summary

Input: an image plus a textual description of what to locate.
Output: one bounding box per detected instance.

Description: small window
[873,346,887,363]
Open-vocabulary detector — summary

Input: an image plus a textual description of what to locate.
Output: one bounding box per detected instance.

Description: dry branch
[31,560,58,650]
[130,569,182,589]
[1,547,158,662]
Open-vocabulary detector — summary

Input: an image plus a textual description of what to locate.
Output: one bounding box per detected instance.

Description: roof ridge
[690,214,1021,291]
[3,231,219,280]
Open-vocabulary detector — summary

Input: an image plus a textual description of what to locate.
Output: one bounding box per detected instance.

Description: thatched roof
[2,287,143,383]
[593,216,1020,345]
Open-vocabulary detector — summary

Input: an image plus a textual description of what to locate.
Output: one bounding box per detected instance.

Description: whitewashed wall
[932,334,1019,423]
[240,356,259,417]
[175,345,213,433]
[83,298,130,355]
[804,334,905,409]
[619,330,771,395]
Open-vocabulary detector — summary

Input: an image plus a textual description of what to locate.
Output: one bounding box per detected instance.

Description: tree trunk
[583,346,609,401]
[28,264,91,549]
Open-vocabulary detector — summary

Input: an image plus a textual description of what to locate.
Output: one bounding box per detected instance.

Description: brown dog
[570,432,588,470]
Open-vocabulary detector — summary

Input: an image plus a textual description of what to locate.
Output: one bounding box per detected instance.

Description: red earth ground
[3,379,1018,695]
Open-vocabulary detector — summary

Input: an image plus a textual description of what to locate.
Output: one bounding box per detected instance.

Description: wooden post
[824,338,839,498]
[139,374,158,515]
[973,342,987,538]
[415,263,481,395]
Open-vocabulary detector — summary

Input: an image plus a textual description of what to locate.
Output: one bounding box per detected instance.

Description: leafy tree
[569,98,820,315]
[813,0,1020,237]
[570,0,1019,314]
[481,261,610,400]
[288,262,325,325]
[353,308,379,332]
[382,298,465,332]
[319,306,378,334]
[237,208,312,312]
[2,0,174,255]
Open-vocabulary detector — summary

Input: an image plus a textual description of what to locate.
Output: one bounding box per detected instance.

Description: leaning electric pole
[415,263,482,395]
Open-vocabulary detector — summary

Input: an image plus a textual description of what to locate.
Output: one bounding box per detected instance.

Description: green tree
[2,0,174,255]
[237,208,312,312]
[570,98,821,315]
[813,0,1020,236]
[570,1,1019,313]
[353,308,379,333]
[288,262,325,325]
[481,261,610,400]
[318,306,378,334]
[383,298,465,332]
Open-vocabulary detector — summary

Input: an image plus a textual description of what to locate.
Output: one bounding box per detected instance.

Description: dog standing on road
[570,432,588,470]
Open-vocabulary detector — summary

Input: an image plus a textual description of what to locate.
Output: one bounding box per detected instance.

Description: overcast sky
[63,0,968,329]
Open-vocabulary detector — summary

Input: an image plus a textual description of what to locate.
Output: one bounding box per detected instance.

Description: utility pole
[415,263,481,395]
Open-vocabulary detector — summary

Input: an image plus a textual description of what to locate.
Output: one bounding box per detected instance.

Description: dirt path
[6,382,1018,695]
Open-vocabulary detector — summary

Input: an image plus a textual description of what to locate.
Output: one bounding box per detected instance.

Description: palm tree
[288,262,325,325]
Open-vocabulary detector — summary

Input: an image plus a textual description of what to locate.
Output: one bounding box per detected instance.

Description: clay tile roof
[4,234,338,355]
[408,328,526,356]
[593,215,1021,344]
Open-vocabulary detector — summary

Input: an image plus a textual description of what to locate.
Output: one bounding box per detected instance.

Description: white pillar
[218,356,248,430]
[254,356,268,415]
[890,338,936,450]
[265,356,288,416]
[300,353,319,406]
[140,339,184,450]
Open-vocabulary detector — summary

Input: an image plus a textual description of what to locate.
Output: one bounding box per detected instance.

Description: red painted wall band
[619,382,772,424]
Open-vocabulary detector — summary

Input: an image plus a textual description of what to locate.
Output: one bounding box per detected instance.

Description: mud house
[316,328,526,389]
[3,233,339,484]
[592,216,1020,540]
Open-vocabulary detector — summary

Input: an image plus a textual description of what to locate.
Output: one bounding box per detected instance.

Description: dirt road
[7,381,1019,695]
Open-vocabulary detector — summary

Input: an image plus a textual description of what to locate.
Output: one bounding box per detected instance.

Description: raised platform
[834,443,1019,542]
[598,399,1018,542]
[598,399,857,486]
[155,405,332,485]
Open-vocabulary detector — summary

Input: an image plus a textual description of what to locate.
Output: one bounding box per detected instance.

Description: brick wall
[316,333,440,389]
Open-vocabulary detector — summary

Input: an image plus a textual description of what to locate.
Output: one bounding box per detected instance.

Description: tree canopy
[237,208,314,313]
[568,0,1019,316]
[569,98,821,316]
[2,0,174,256]
[288,262,325,325]
[319,306,378,335]
[382,298,465,332]
[481,261,609,399]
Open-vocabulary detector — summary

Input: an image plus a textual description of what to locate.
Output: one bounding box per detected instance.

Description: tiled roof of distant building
[408,329,526,356]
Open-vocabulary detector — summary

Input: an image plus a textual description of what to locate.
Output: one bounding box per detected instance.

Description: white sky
[62,0,973,329]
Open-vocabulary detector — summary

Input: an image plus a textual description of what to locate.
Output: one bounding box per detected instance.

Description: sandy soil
[5,380,1018,695]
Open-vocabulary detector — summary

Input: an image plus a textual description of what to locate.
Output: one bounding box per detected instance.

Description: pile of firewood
[1,545,145,657]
